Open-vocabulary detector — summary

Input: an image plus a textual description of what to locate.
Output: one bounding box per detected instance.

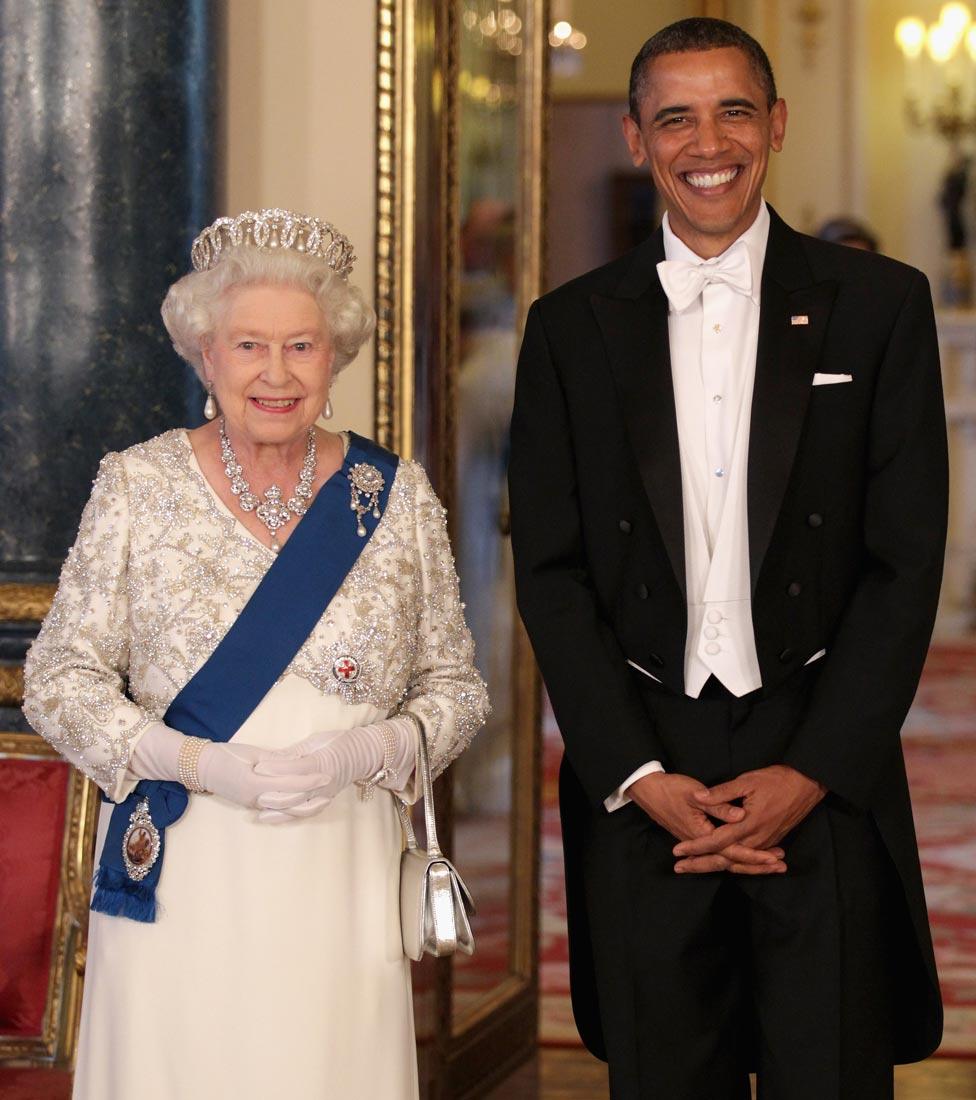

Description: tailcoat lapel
[590,211,839,603]
[591,231,687,599]
[748,209,838,592]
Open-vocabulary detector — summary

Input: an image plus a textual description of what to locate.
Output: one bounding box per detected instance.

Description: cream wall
[223,0,376,436]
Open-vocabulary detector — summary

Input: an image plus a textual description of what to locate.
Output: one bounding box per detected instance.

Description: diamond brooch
[348,463,385,537]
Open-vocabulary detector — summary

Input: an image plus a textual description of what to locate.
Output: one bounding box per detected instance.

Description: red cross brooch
[333,655,361,682]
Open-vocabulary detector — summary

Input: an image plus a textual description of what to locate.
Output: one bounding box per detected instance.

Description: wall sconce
[895,3,976,304]
[896,2,976,144]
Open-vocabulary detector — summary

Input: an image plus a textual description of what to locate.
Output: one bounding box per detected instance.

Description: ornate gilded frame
[375,1,547,1093]
[375,0,412,458]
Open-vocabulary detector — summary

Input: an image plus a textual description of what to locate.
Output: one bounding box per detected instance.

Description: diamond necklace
[219,418,317,553]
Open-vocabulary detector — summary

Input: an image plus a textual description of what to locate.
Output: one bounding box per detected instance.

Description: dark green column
[0,0,220,727]
[0,0,221,579]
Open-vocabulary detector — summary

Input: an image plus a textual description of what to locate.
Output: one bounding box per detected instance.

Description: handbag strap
[396,711,442,857]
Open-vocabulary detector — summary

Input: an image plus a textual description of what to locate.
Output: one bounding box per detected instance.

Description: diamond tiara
[190,208,356,279]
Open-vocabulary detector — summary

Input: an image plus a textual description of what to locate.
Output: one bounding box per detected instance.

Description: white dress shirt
[606,203,770,812]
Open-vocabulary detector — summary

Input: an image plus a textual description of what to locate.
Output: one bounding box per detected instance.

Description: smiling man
[509,17,946,1100]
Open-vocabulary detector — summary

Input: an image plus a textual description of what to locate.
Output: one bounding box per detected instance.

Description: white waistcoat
[664,206,768,699]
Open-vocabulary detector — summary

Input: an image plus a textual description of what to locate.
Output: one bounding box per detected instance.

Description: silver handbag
[397,718,475,961]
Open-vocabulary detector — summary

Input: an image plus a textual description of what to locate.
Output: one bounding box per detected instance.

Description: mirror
[450,0,523,1027]
[375,0,545,1091]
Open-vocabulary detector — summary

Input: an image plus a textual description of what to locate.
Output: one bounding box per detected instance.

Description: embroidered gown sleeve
[23,453,154,801]
[399,464,489,787]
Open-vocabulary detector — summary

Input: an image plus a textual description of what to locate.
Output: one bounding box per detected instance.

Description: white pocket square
[627,659,662,684]
[804,648,827,666]
[812,373,852,386]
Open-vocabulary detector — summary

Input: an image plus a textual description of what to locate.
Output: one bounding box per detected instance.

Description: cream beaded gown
[24,430,488,1100]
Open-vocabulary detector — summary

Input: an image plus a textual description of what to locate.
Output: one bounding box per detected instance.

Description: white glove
[252,717,419,824]
[127,722,331,811]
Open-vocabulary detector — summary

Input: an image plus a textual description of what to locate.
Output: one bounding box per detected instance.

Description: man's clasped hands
[627,765,827,875]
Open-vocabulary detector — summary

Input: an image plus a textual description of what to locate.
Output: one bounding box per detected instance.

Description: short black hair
[628,17,778,121]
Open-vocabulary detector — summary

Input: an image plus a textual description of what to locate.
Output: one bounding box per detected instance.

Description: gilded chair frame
[0,583,96,1069]
[0,732,98,1068]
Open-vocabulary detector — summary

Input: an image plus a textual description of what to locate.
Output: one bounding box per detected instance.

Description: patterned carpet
[539,641,976,1052]
[902,642,976,1056]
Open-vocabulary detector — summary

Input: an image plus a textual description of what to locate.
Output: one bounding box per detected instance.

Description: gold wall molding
[0,582,56,622]
[375,0,416,457]
[0,665,25,707]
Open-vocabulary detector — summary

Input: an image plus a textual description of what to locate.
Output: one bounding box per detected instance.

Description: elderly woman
[23,209,488,1100]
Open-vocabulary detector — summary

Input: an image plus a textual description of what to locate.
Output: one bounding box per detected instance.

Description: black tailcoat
[509,209,947,1066]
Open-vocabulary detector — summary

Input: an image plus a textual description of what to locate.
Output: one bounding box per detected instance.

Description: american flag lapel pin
[791,315,809,326]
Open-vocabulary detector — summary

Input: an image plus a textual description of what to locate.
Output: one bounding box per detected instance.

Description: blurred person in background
[817,215,879,252]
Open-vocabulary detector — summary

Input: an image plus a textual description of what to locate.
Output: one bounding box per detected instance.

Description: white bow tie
[656,242,753,312]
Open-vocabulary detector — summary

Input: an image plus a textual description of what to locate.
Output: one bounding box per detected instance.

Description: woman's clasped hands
[196,740,334,819]
[128,719,417,824]
[253,719,417,824]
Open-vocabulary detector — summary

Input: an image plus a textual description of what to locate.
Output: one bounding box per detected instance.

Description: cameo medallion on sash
[122,799,161,881]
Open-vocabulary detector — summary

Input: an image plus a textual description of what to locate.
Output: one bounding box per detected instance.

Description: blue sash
[91,433,399,922]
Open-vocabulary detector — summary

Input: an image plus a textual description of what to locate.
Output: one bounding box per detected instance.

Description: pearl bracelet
[178,735,211,794]
[356,722,400,802]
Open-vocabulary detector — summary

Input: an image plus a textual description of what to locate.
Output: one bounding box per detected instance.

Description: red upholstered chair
[0,730,98,1098]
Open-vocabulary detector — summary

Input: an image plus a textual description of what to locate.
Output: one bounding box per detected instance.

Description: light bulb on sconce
[928,21,958,63]
[895,16,926,59]
[942,2,973,39]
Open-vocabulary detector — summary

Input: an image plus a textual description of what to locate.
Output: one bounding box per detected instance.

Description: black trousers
[576,681,900,1100]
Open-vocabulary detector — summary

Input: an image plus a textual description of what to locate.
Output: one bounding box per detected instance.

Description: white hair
[160,246,375,379]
